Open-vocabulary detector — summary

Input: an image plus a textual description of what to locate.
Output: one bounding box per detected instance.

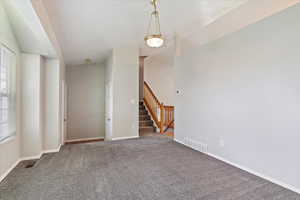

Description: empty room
[0,0,300,199]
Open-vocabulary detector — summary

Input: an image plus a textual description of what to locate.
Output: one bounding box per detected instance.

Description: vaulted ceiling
[42,0,249,66]
[42,0,300,66]
[3,0,57,58]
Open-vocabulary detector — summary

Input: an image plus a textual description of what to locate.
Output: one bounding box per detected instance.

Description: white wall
[105,47,139,140]
[175,4,300,191]
[144,48,175,105]
[0,1,21,181]
[0,0,64,182]
[43,59,61,150]
[66,63,105,140]
[105,54,113,141]
[20,54,43,157]
[20,56,61,156]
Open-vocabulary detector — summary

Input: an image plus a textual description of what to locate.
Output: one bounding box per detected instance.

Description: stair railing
[143,81,174,133]
[163,105,174,129]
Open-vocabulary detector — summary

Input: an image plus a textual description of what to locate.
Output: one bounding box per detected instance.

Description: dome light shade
[145,35,164,48]
[145,0,164,48]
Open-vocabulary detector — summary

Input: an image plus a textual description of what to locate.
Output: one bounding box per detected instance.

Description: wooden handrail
[144,81,160,105]
[143,81,175,133]
[163,105,174,132]
[143,98,160,126]
[164,120,174,132]
[160,103,164,133]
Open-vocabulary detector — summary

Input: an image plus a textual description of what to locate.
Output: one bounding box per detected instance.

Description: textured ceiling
[42,0,248,66]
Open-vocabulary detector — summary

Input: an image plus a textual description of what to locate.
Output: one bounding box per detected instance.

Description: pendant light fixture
[145,0,164,48]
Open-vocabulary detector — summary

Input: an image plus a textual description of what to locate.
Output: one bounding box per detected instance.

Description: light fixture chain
[152,0,158,12]
[146,12,153,36]
[156,11,161,35]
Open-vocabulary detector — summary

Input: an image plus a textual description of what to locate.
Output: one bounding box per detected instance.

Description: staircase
[139,101,156,133]
[143,81,175,133]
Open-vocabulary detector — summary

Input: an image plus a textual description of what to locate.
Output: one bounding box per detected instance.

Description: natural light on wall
[0,45,16,142]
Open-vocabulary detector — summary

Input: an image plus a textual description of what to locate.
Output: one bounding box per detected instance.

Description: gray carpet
[1,134,300,200]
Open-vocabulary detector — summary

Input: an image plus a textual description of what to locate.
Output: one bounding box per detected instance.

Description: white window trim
[0,44,16,142]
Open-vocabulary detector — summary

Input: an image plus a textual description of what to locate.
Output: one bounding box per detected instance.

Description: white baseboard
[174,138,300,194]
[21,153,43,161]
[205,152,300,194]
[112,136,139,141]
[65,137,104,143]
[0,159,21,183]
[43,144,62,154]
[174,138,185,145]
[0,144,63,183]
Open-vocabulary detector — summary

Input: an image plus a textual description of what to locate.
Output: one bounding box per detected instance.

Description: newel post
[160,103,164,133]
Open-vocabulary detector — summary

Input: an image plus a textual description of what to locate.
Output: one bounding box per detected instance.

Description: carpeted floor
[1,134,300,200]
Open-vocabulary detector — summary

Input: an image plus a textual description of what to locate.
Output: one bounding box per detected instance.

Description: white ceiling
[182,0,300,47]
[3,0,57,58]
[42,0,249,66]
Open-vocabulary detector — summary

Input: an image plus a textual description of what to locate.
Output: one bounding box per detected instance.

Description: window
[0,45,16,142]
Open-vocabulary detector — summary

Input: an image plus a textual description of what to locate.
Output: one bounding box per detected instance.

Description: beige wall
[43,59,61,150]
[144,48,175,105]
[20,54,44,157]
[20,55,62,156]
[112,47,139,139]
[66,63,105,140]
[139,57,145,101]
[105,47,139,140]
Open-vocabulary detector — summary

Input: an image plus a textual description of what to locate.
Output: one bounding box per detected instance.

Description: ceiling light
[145,35,164,48]
[85,58,92,64]
[145,0,164,48]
